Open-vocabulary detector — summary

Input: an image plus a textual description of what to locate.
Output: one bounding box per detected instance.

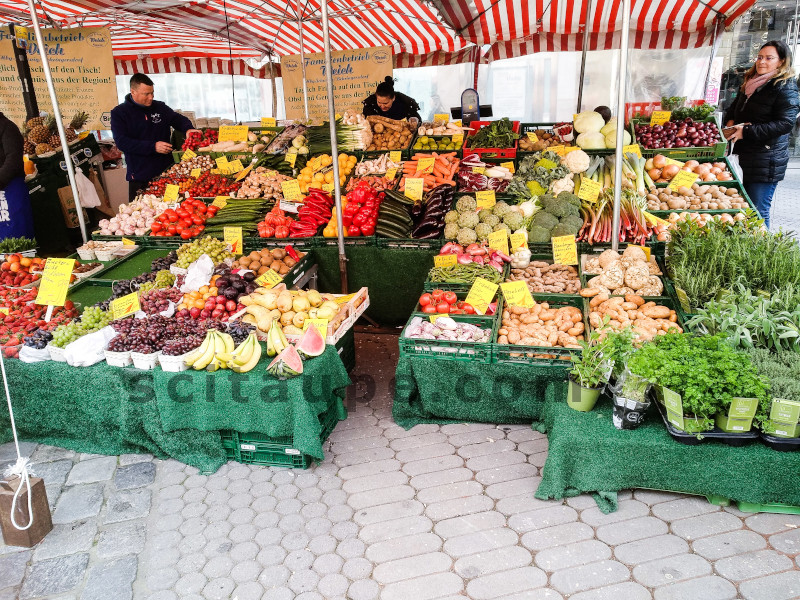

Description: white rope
[0,351,34,530]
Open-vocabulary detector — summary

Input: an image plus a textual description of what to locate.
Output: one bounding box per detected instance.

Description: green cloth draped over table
[0,346,350,473]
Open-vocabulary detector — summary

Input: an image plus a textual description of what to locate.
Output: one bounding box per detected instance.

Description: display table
[536,398,800,513]
[0,346,350,473]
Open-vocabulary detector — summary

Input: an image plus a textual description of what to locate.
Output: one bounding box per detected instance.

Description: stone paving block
[341,470,408,494]
[614,534,689,566]
[454,545,532,579]
[365,532,442,563]
[372,551,453,584]
[103,489,152,524]
[565,495,599,510]
[466,566,548,599]
[65,456,117,486]
[335,536,366,559]
[769,527,800,555]
[96,521,146,559]
[596,516,668,545]
[632,553,712,587]
[744,512,800,535]
[0,441,36,466]
[33,520,96,561]
[410,467,473,490]
[692,529,767,560]
[330,435,389,455]
[383,423,441,439]
[353,499,424,526]
[118,453,152,466]
[30,459,73,486]
[496,495,561,516]
[19,553,89,599]
[528,452,548,468]
[418,481,484,504]
[505,428,541,444]
[336,415,378,431]
[389,432,448,452]
[347,578,380,600]
[633,489,686,505]
[550,560,630,595]
[342,557,373,580]
[714,549,794,582]
[653,575,738,600]
[403,454,465,477]
[465,451,526,472]
[651,497,720,522]
[80,555,137,600]
[508,506,578,533]
[337,459,401,480]
[333,446,395,468]
[52,483,104,524]
[425,494,494,521]
[534,540,611,572]
[114,462,156,490]
[396,443,456,464]
[521,522,595,551]
[0,549,30,589]
[485,476,541,500]
[448,429,505,448]
[671,511,743,541]
[381,572,464,600]
[31,444,75,463]
[442,527,518,557]
[516,438,549,455]
[328,425,384,444]
[457,440,516,459]
[579,499,649,527]
[474,463,538,486]
[348,485,415,510]
[739,570,800,600]
[568,582,651,600]
[434,511,506,539]
[439,423,498,436]
[358,515,433,544]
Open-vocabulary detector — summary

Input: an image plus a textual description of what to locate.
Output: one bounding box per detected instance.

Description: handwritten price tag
[471,166,485,174]
[281,180,303,201]
[488,229,509,255]
[552,235,578,266]
[452,134,463,146]
[578,177,602,204]
[389,151,402,162]
[627,244,651,261]
[417,157,435,174]
[500,281,534,308]
[255,269,283,288]
[622,144,642,159]
[215,156,229,170]
[465,277,498,316]
[429,314,447,323]
[385,168,397,180]
[181,149,196,161]
[212,196,228,208]
[668,170,698,191]
[404,178,424,202]
[224,226,243,255]
[286,153,297,167]
[475,190,496,210]
[509,232,528,252]
[549,145,566,156]
[35,258,75,307]
[163,184,180,202]
[190,168,202,178]
[110,292,140,321]
[501,161,515,173]
[434,113,450,124]
[434,254,457,268]
[303,318,329,340]
[218,125,249,142]
[664,157,685,167]
[526,132,539,142]
[261,117,277,128]
[310,156,322,172]
[650,111,672,126]
[227,159,244,174]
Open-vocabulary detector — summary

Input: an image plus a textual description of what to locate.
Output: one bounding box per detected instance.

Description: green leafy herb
[467,118,520,149]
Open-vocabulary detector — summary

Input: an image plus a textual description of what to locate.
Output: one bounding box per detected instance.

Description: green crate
[650,180,756,216]
[506,254,583,298]
[242,238,315,252]
[583,294,686,335]
[411,133,466,156]
[424,263,508,293]
[631,117,727,160]
[219,396,343,468]
[172,127,285,162]
[313,236,376,248]
[662,277,698,323]
[399,313,497,364]
[376,237,445,250]
[66,280,113,307]
[736,501,800,515]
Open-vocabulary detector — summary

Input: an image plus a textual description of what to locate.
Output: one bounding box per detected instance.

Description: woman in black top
[363,77,421,122]
[0,113,34,240]
[724,40,800,228]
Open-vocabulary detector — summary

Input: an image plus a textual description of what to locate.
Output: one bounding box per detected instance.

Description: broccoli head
[444,210,459,224]
[529,225,552,244]
[551,222,579,238]
[482,214,500,227]
[457,227,478,246]
[532,211,559,231]
[562,215,585,233]
[503,211,523,231]
[492,201,511,217]
[547,196,580,219]
[444,223,460,240]
[477,209,493,222]
[455,195,477,213]
[475,222,493,241]
[457,211,480,229]
[558,191,581,208]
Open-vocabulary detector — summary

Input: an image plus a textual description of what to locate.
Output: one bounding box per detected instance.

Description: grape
[175,236,233,269]
[140,287,183,315]
[151,250,178,272]
[226,321,255,345]
[24,329,52,350]
[51,307,112,347]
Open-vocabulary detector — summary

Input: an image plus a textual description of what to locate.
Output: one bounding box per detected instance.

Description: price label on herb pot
[212,196,229,209]
[434,113,450,124]
[626,244,651,261]
[281,180,303,202]
[224,226,243,255]
[622,144,642,159]
[255,269,283,288]
[286,153,297,167]
[770,398,800,424]
[404,178,424,202]
[227,159,244,174]
[110,292,141,321]
[578,177,602,204]
[500,281,534,308]
[509,232,528,252]
[215,156,229,170]
[475,190,496,210]
[190,168,202,178]
[35,258,75,307]
[434,254,457,268]
[465,277,499,316]
[218,125,249,142]
[471,166,485,174]
[730,397,759,419]
[551,235,578,266]
[181,149,196,161]
[668,169,698,191]
[417,157,435,174]
[122,237,136,246]
[452,134,464,146]
[389,151,402,163]
[488,229,509,255]
[650,111,672,126]
[163,184,180,203]
[303,318,329,340]
[526,132,539,143]
[501,161,515,174]
[385,168,397,180]
[662,386,685,429]
[261,117,277,128]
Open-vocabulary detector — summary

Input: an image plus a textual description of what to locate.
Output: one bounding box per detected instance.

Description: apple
[200,308,211,319]
[189,307,201,319]
[204,299,216,310]
[216,296,226,305]
[225,300,237,312]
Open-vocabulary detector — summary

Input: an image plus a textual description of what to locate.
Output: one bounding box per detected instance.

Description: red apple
[189,307,201,319]
[225,300,237,312]
[216,296,226,305]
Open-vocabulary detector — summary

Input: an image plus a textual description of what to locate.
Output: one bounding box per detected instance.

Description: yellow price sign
[526,132,539,142]
[218,125,249,142]
[110,292,141,321]
[453,120,462,127]
[163,184,180,203]
[578,177,602,204]
[310,156,322,172]
[650,111,672,126]
[452,134,464,146]
[417,157,435,174]
[464,277,499,316]
[215,156,229,170]
[35,258,75,307]
[181,149,196,161]
[434,254,457,268]
[235,163,255,182]
[563,146,580,154]
[549,145,566,156]
[303,318,329,340]
[622,144,642,159]
[190,168,202,178]
[500,280,535,308]
[212,196,228,208]
[321,183,334,193]
[227,159,244,174]
[404,178,424,201]
[122,237,136,246]
[429,314,449,323]
[668,170,698,191]
[389,151,402,163]
[627,244,651,261]
[471,166,485,174]
[0,308,7,316]
[261,117,277,128]
[385,168,397,180]
[255,269,283,288]
[501,161,515,174]
[664,157,685,167]
[475,190,496,210]
[286,153,297,167]
[509,232,528,252]
[434,113,450,123]
[224,226,243,255]
[488,229,509,255]
[281,180,303,201]
[552,235,578,266]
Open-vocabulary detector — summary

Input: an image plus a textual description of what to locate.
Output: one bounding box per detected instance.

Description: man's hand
[155,141,173,154]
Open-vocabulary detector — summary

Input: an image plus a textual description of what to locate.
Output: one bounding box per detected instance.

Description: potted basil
[568,328,613,412]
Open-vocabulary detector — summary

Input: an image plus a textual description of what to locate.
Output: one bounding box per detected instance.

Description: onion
[663,164,680,178]
[648,168,662,180]
[652,155,666,169]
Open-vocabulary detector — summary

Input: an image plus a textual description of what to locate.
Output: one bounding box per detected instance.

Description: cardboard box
[88,169,114,218]
[0,476,52,547]
[57,185,90,229]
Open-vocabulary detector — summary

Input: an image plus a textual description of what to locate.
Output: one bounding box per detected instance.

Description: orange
[20,257,31,268]
[199,285,209,294]
[9,263,20,273]
[193,298,205,309]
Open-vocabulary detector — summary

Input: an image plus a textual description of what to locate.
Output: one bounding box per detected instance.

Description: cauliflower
[529,225,552,244]
[550,175,575,195]
[457,227,478,246]
[444,210,459,224]
[444,223,460,240]
[475,222,493,241]
[457,211,480,229]
[532,211,559,231]
[563,149,591,174]
[455,195,477,213]
[503,211,523,231]
[482,214,500,227]
[492,201,511,217]
[477,209,493,222]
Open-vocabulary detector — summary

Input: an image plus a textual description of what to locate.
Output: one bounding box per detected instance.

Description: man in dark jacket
[111,73,199,201]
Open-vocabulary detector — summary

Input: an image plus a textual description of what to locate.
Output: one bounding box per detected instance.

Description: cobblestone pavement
[771,162,800,235]
[2,339,800,600]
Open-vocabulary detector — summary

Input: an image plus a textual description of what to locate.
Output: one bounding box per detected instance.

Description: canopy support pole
[611,0,631,253]
[702,17,723,101]
[321,0,348,293]
[298,0,310,120]
[269,53,277,117]
[26,0,87,244]
[576,0,594,113]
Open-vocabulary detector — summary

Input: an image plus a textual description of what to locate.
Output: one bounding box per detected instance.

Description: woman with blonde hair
[724,40,800,228]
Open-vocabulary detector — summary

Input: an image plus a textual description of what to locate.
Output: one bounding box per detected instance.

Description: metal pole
[576,0,594,113]
[321,0,348,293]
[298,0,310,120]
[268,53,277,117]
[611,0,631,253]
[793,0,799,65]
[702,17,723,100]
[25,1,87,244]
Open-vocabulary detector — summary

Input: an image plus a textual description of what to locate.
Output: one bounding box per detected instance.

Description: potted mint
[568,327,613,412]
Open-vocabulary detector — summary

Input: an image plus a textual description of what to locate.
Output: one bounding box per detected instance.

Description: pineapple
[28,115,55,145]
[34,143,52,155]
[48,133,61,148]
[25,116,44,130]
[23,140,34,156]
[69,111,88,131]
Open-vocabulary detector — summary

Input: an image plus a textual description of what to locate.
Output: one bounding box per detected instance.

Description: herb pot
[681,414,710,434]
[612,395,650,430]
[567,376,603,412]
[714,413,753,433]
[764,420,800,439]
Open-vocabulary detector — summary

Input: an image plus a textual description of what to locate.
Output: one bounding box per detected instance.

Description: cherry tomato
[419,293,432,307]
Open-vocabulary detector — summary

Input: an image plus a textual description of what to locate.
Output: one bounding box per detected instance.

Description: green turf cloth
[393,355,568,428]
[153,345,350,462]
[536,397,800,513]
[311,246,435,326]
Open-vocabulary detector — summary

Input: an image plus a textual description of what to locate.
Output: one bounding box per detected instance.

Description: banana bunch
[266,320,289,357]
[217,332,262,373]
[183,330,230,371]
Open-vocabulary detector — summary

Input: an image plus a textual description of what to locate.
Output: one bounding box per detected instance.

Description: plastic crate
[219,396,342,468]
[313,236,376,247]
[631,117,727,160]
[464,120,520,159]
[506,254,583,298]
[650,180,756,216]
[376,237,445,250]
[399,313,497,364]
[423,264,508,293]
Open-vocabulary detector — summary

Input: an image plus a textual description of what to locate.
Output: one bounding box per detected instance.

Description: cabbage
[573,111,605,134]
[604,129,632,148]
[600,118,618,136]
[576,131,607,150]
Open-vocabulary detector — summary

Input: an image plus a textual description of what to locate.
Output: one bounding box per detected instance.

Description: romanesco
[455,195,477,213]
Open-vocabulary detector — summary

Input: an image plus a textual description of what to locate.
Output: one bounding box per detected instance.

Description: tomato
[196,204,207,214]
[421,305,436,314]
[192,215,204,225]
[436,301,450,314]
[180,230,192,239]
[168,213,179,223]
[150,222,163,233]
[443,291,457,305]
[431,289,444,301]
[463,303,476,314]
[175,223,185,233]
[419,293,432,307]
[275,225,289,238]
[168,225,177,235]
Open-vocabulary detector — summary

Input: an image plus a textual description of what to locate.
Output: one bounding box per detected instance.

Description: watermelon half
[267,345,304,379]
[295,325,325,359]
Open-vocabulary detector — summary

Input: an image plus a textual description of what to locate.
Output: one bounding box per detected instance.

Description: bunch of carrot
[399,152,460,193]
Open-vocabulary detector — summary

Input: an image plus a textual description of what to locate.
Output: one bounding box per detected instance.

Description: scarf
[744,70,777,98]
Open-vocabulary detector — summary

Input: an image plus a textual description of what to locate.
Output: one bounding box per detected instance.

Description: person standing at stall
[363,77,422,122]
[111,73,200,201]
[0,112,34,240]
[724,40,800,228]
